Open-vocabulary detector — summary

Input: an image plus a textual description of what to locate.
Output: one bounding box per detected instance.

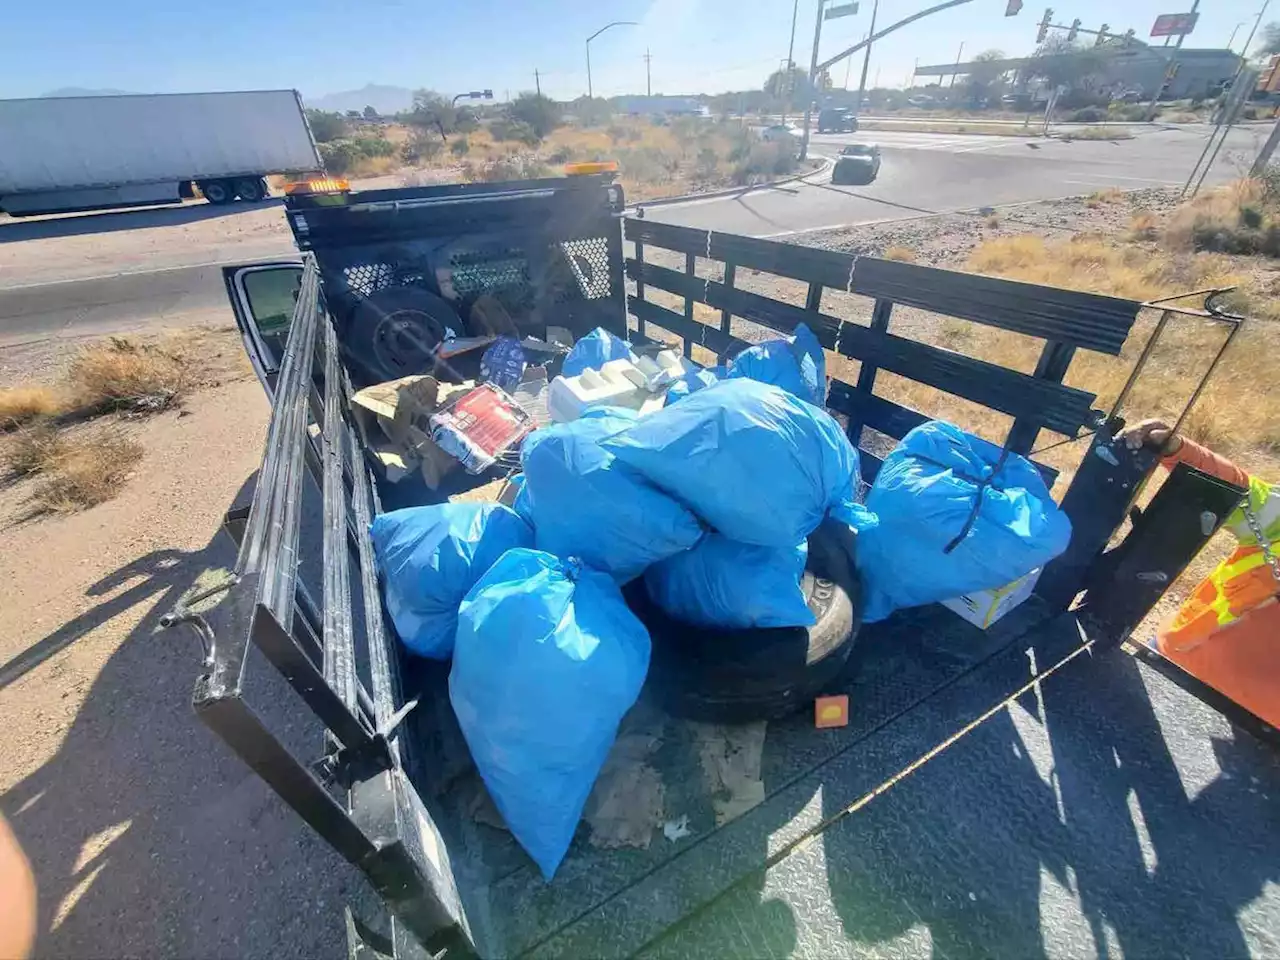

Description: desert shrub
[1066,106,1107,123]
[694,146,720,179]
[66,337,186,416]
[4,421,66,477]
[0,387,60,430]
[450,137,470,157]
[507,92,562,140]
[400,132,444,164]
[30,430,144,513]
[305,109,347,143]
[490,118,541,146]
[320,135,395,173]
[546,145,574,164]
[731,142,797,184]
[883,246,916,262]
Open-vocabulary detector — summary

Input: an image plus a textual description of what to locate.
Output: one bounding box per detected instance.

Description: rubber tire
[345,285,465,384]
[234,177,267,202]
[639,519,864,724]
[199,179,235,205]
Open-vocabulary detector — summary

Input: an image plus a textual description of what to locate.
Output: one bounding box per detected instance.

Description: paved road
[645,124,1267,236]
[0,124,1265,343]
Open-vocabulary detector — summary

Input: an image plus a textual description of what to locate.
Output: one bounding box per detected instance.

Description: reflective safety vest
[1160,476,1280,647]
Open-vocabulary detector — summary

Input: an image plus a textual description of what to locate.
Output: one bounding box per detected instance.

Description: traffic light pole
[800,0,981,158]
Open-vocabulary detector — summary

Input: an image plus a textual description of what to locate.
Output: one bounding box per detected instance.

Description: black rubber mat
[635,642,1280,960]
[418,599,1061,957]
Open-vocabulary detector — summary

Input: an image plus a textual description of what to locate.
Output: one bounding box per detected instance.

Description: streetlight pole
[586,20,638,99]
[799,0,828,160]
[1228,21,1247,51]
[856,0,880,111]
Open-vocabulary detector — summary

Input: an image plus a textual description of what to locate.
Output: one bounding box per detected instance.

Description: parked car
[760,123,803,142]
[906,94,936,108]
[817,108,858,133]
[831,143,881,184]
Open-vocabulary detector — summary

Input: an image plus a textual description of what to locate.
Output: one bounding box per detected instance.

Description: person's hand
[1121,418,1182,454]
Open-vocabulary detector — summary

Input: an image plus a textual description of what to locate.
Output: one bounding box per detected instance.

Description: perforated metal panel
[561,237,612,300]
[342,263,395,298]
[446,247,530,300]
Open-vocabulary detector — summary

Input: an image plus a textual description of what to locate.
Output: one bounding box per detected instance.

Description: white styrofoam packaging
[939,567,1042,630]
[547,359,648,422]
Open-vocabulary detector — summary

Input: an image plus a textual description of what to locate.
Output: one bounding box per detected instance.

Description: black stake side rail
[185,256,471,958]
[623,216,1155,609]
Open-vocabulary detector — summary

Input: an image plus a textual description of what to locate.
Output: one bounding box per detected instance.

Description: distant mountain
[41,87,136,98]
[306,84,416,116]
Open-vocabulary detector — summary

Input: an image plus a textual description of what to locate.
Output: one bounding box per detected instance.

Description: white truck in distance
[0,90,323,216]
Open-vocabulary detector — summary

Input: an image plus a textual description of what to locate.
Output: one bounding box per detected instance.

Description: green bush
[731,142,797,184]
[450,137,470,157]
[507,92,563,140]
[1066,106,1107,123]
[400,132,444,164]
[695,147,720,179]
[306,109,347,143]
[546,145,574,164]
[476,157,554,182]
[490,118,541,146]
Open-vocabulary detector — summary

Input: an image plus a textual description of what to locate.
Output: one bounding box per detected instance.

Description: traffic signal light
[1096,23,1108,46]
[1005,0,1023,15]
[1067,18,1081,41]
[1037,8,1053,42]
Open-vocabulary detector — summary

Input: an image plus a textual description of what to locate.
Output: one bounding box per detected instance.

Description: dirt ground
[0,330,370,958]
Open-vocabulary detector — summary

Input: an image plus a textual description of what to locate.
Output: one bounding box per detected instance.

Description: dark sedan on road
[831,143,881,185]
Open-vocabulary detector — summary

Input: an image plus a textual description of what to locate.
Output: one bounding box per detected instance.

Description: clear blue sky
[1,0,1270,103]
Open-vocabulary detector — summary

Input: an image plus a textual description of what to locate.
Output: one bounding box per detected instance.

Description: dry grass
[28,430,144,514]
[1059,126,1133,142]
[883,246,916,262]
[1128,211,1159,241]
[1085,188,1125,208]
[961,232,1280,471]
[857,119,1041,138]
[0,387,61,430]
[4,422,67,478]
[1163,178,1280,257]
[65,337,188,416]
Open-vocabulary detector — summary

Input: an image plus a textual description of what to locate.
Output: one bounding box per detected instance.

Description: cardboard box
[351,375,473,488]
[940,567,1042,630]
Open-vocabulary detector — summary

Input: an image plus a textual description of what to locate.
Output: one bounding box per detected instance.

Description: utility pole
[1174,0,1199,49]
[643,49,653,96]
[1250,117,1280,175]
[950,40,965,88]
[783,0,801,123]
[535,69,541,95]
[799,0,828,160]
[856,0,880,111]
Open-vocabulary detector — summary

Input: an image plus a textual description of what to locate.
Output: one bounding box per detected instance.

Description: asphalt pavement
[0,124,1265,343]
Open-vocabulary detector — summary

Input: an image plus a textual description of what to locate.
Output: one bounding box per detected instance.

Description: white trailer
[0,89,323,216]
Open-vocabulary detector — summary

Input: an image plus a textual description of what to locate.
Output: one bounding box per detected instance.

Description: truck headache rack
[178,258,470,958]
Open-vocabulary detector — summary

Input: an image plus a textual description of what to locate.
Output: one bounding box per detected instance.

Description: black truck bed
[415,598,1063,957]
[639,641,1280,960]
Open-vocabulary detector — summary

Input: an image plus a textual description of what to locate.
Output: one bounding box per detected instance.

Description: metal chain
[1242,497,1280,586]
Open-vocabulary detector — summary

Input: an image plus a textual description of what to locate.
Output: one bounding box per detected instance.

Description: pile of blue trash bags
[370,325,1073,880]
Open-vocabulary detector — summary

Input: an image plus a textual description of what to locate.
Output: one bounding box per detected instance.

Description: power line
[534,69,541,95]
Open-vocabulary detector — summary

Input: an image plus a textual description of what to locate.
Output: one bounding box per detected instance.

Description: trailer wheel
[199,180,235,205]
[234,178,267,202]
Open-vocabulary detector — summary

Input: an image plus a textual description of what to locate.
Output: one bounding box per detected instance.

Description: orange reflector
[815,695,849,729]
[564,161,619,176]
[284,176,350,195]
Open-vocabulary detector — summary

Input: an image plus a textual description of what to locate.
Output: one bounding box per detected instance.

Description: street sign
[825,2,859,19]
[1150,12,1198,38]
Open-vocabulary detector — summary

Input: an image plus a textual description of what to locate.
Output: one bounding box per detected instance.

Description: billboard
[1150,12,1199,37]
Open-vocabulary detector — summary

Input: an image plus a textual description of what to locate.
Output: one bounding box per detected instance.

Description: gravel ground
[0,333,371,959]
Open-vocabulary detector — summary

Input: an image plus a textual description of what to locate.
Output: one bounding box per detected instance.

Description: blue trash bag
[858,421,1073,624]
[561,327,636,376]
[666,364,726,404]
[727,322,826,406]
[370,503,533,660]
[506,472,534,525]
[645,535,814,629]
[450,549,651,879]
[601,378,859,547]
[520,407,704,581]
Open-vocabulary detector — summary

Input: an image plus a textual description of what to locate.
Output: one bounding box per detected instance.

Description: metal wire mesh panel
[560,237,612,300]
